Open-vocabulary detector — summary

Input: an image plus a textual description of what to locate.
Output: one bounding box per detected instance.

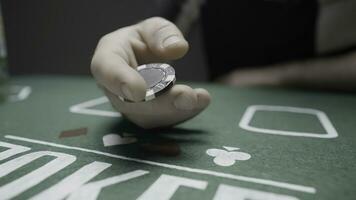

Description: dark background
[1,0,208,81]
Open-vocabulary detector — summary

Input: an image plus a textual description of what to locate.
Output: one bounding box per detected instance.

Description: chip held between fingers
[121,63,176,102]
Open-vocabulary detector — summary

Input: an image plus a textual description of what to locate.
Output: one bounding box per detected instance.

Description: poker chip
[121,63,176,102]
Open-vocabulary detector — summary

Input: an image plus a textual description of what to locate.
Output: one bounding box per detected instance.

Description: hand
[91,17,211,129]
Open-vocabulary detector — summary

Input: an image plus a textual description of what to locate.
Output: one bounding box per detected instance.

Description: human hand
[91,17,211,128]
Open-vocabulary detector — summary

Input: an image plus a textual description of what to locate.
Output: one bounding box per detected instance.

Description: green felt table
[0,75,355,200]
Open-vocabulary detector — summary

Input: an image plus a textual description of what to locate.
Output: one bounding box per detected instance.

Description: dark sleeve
[201,0,318,80]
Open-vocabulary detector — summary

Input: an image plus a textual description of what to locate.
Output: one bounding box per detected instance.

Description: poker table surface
[0,75,355,200]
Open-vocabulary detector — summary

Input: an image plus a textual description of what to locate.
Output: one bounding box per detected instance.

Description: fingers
[137,17,189,60]
[169,85,210,111]
[171,85,198,111]
[194,88,211,110]
[91,33,147,102]
[107,84,211,115]
[104,84,211,129]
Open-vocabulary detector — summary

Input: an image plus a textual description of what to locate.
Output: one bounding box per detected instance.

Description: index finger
[91,30,147,102]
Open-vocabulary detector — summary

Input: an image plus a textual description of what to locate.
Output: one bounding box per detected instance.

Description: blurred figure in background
[177,0,356,90]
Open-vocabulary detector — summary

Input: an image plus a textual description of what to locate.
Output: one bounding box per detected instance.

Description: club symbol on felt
[206,146,251,167]
[102,133,137,147]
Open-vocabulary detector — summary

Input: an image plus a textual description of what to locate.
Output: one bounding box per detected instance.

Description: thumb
[137,17,189,60]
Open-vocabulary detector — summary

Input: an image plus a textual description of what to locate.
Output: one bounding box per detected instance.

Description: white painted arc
[4,135,316,194]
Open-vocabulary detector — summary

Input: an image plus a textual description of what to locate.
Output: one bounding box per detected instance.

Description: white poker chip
[121,63,176,102]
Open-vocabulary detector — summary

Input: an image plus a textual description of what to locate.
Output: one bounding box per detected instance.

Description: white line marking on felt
[0,141,31,161]
[239,105,338,138]
[69,96,121,117]
[31,161,112,200]
[137,174,207,200]
[213,184,299,200]
[5,135,316,194]
[66,170,148,200]
[8,85,32,102]
[0,151,76,200]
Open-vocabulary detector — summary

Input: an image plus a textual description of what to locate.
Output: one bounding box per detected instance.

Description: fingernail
[163,35,181,48]
[120,84,134,101]
[173,93,195,111]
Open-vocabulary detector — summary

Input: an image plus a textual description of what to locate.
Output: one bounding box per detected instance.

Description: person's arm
[220,50,356,91]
